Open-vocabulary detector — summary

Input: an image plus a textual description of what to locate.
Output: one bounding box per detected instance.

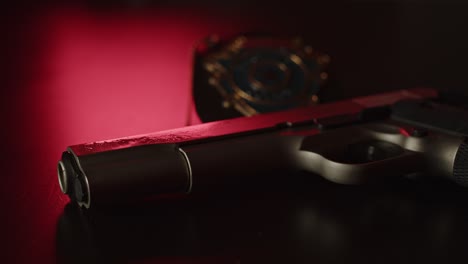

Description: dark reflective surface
[56,174,468,264]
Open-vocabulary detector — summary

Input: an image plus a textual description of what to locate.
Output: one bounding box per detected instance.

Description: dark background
[2,1,468,263]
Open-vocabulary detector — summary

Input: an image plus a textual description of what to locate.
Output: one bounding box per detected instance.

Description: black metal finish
[454,138,468,187]
[63,144,191,207]
[392,100,468,137]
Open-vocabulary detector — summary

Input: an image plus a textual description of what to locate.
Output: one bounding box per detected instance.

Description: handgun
[57,88,468,208]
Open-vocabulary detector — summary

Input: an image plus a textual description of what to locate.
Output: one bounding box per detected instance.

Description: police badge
[192,33,330,122]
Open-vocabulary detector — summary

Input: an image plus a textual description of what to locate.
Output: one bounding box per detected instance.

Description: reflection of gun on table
[57,88,468,208]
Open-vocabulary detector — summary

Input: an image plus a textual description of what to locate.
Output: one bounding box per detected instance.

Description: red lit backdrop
[7,7,251,262]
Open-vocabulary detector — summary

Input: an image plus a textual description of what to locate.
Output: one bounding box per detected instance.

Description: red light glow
[399,127,411,137]
[39,8,250,146]
[10,8,250,263]
[50,19,196,137]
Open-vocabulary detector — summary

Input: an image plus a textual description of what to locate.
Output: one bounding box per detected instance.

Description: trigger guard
[297,123,424,185]
[298,150,422,185]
